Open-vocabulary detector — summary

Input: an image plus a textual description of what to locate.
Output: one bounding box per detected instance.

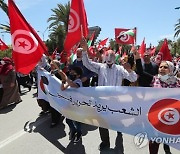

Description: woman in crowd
[0,57,22,109]
[134,51,180,154]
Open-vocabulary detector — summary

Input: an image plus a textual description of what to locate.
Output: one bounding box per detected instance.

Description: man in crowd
[80,38,137,153]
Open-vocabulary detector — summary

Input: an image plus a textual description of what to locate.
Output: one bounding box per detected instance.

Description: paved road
[0,86,179,154]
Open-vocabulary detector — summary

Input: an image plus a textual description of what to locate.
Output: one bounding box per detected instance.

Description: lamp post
[37,27,49,41]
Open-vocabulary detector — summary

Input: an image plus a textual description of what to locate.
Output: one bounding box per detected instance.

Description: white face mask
[158,74,170,82]
[106,54,115,65]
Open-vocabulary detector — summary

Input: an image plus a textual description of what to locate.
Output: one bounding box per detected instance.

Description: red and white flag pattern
[115,28,136,45]
[8,0,47,74]
[0,38,9,51]
[64,0,88,54]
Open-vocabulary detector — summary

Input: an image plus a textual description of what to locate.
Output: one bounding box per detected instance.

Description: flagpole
[134,27,137,46]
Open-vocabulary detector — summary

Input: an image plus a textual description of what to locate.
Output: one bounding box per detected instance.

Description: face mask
[159,74,170,82]
[106,54,115,65]
[69,74,77,81]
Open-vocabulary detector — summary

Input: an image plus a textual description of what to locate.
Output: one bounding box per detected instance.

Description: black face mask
[69,74,77,81]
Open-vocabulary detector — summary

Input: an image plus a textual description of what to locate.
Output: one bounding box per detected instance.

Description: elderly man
[80,38,137,153]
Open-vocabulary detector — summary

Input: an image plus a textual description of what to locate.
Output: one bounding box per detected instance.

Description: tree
[0,0,10,33]
[174,19,180,38]
[0,0,8,16]
[47,2,70,52]
[48,2,70,32]
[46,24,66,52]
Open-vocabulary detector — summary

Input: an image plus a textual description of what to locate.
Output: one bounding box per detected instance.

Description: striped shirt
[82,52,137,86]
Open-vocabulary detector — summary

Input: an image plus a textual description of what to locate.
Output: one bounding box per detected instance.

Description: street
[0,86,179,154]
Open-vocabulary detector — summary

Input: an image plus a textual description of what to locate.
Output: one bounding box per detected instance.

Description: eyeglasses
[159,66,169,69]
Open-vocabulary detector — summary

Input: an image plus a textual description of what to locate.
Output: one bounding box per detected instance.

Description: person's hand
[133,50,140,60]
[80,37,88,52]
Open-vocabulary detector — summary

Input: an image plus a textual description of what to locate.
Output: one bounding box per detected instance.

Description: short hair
[72,66,83,77]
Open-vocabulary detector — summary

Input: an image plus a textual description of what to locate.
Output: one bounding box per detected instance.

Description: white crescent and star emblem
[158,108,179,125]
[11,30,38,54]
[68,9,80,33]
[117,31,130,42]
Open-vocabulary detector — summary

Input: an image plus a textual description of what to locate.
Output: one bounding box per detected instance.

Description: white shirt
[82,52,137,86]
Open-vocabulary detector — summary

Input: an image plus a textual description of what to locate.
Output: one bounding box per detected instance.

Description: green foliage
[47,2,70,52]
[0,0,10,33]
[0,48,12,59]
[174,19,180,38]
[109,38,132,54]
[0,0,8,16]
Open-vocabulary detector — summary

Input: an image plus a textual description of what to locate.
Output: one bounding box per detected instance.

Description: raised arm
[80,38,102,74]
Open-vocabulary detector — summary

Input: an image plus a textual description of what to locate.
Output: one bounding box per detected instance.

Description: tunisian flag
[8,0,47,74]
[0,38,9,51]
[155,38,172,64]
[115,28,136,45]
[64,0,88,54]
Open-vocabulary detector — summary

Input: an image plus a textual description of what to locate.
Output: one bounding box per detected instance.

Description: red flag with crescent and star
[115,28,136,45]
[64,0,88,54]
[8,0,47,74]
[0,38,9,51]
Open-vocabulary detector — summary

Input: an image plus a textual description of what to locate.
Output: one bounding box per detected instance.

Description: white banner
[37,70,180,150]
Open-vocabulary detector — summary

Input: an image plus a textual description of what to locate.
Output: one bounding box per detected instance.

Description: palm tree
[0,0,10,33]
[47,2,70,51]
[47,2,70,32]
[174,19,180,38]
[48,24,66,51]
[0,0,8,16]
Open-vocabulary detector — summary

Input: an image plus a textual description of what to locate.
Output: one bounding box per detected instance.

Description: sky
[0,0,180,47]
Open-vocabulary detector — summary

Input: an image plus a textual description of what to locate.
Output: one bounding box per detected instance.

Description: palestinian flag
[122,29,136,37]
[87,31,95,48]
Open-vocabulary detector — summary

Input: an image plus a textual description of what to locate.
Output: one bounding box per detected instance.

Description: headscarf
[158,61,176,84]
[0,57,14,75]
[165,61,174,75]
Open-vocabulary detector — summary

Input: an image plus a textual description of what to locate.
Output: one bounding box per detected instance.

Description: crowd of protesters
[35,38,180,154]
[0,38,180,154]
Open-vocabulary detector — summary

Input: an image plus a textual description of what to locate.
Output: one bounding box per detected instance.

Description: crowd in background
[0,41,180,154]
